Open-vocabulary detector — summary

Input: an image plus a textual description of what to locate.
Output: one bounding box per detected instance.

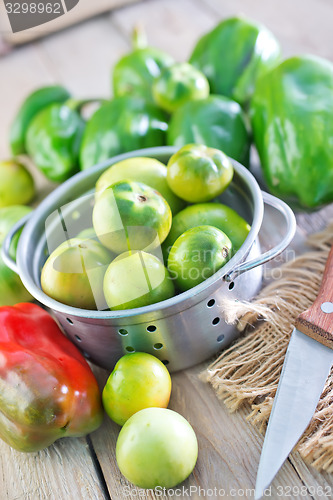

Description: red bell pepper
[0,303,103,452]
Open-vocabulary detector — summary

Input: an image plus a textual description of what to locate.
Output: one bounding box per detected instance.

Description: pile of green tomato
[41,144,251,310]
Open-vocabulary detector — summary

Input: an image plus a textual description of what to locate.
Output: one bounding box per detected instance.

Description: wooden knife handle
[296,245,333,349]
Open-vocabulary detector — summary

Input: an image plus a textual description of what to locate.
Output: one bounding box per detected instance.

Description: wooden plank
[110,0,216,62]
[0,436,106,500]
[296,205,333,236]
[199,0,333,59]
[0,44,55,158]
[38,15,130,98]
[171,365,314,500]
[89,368,174,500]
[90,364,313,500]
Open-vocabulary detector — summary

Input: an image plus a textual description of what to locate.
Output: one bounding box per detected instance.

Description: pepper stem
[65,98,108,113]
[132,24,148,50]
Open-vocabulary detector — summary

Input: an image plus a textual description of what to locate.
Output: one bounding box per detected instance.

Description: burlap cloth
[203,222,333,472]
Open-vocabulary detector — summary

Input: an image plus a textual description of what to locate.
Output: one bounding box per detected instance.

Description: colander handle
[223,191,296,282]
[1,213,32,275]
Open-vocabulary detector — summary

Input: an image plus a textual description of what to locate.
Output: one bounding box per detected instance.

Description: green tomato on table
[102,352,172,426]
[116,408,198,489]
[0,160,35,208]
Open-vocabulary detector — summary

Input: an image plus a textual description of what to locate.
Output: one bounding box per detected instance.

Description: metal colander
[2,147,296,372]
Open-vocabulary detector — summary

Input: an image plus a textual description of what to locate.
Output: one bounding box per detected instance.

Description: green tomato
[102,352,171,426]
[103,251,174,310]
[93,180,172,254]
[95,157,185,215]
[163,202,250,257]
[116,407,198,489]
[0,205,32,258]
[0,205,33,306]
[41,238,112,310]
[168,225,232,292]
[152,62,209,114]
[167,144,234,203]
[0,160,35,207]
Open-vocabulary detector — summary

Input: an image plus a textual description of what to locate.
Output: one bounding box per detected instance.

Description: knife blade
[255,245,333,500]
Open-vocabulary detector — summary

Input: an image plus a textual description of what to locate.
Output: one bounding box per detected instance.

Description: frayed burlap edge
[202,222,333,472]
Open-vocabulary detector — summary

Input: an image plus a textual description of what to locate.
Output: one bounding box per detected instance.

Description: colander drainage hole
[83,351,91,359]
[153,343,163,350]
[126,346,135,353]
[212,317,220,325]
[147,325,157,332]
[118,329,128,336]
[217,334,225,343]
[207,299,215,308]
[228,282,235,291]
[162,360,169,365]
[66,318,73,325]
[74,335,82,342]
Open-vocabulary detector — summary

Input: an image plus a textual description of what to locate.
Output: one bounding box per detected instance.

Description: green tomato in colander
[163,202,250,258]
[95,156,185,215]
[167,225,232,292]
[103,251,174,310]
[166,144,234,203]
[116,408,198,489]
[93,180,172,254]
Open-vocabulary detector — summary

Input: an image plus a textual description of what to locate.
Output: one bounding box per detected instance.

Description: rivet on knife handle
[296,246,333,349]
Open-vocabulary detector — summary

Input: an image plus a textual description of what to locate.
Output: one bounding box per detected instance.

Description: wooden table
[2,1,333,498]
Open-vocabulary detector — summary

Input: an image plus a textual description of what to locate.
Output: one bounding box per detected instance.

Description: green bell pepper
[167,95,250,167]
[80,96,168,171]
[112,27,174,102]
[189,16,281,106]
[0,205,33,306]
[25,103,85,183]
[250,55,333,209]
[10,85,71,156]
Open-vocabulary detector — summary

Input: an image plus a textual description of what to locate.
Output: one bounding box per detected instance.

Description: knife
[255,245,333,499]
